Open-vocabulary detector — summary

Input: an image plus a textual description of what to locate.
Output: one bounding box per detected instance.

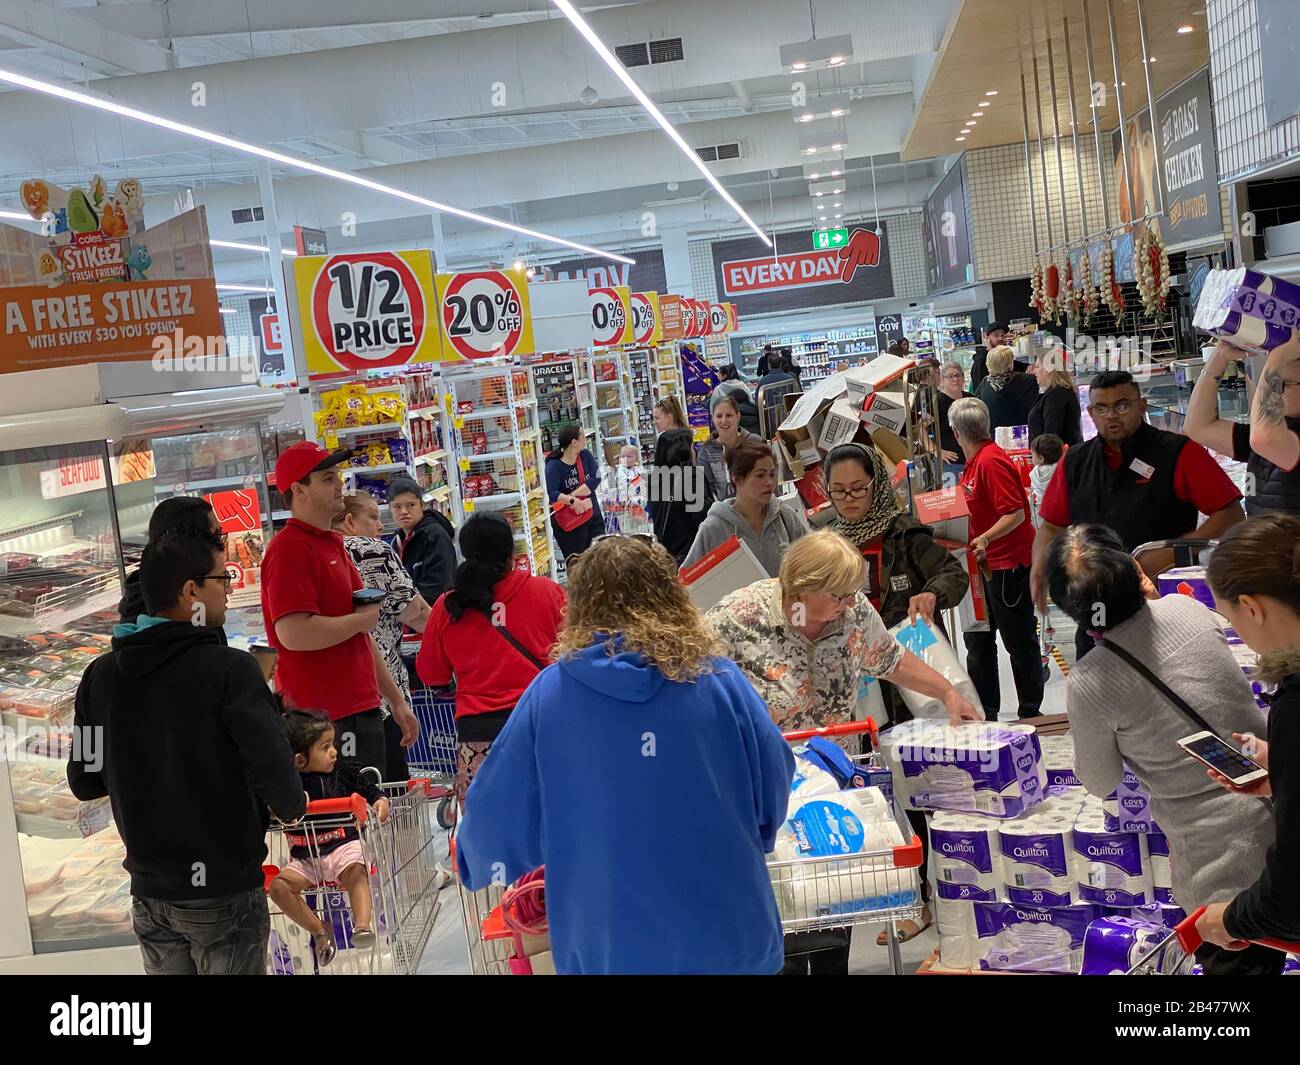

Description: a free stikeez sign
[437,268,534,360]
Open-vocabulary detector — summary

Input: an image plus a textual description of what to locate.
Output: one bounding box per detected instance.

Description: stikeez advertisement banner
[630,290,661,345]
[1,181,224,375]
[713,223,895,315]
[589,285,633,347]
[296,250,443,375]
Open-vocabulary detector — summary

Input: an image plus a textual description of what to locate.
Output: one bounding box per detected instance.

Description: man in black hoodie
[69,531,305,975]
[388,476,457,604]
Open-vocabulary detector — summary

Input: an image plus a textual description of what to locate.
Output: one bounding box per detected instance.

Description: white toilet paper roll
[930,817,1003,902]
[1000,821,1078,906]
[934,894,976,971]
[1073,824,1154,907]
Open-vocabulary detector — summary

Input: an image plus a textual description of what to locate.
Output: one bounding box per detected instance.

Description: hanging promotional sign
[709,303,729,335]
[294,250,441,374]
[1,178,223,374]
[725,303,740,332]
[659,294,686,340]
[205,488,265,609]
[692,299,710,338]
[630,290,661,345]
[436,266,534,361]
[589,285,633,347]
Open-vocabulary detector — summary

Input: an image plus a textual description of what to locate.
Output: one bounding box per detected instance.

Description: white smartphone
[1177,731,1269,787]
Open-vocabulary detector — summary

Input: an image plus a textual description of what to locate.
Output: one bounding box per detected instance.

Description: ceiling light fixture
[1177,24,1194,34]
[215,283,274,293]
[828,56,845,66]
[799,113,814,122]
[218,307,237,315]
[956,136,966,142]
[210,238,297,256]
[0,63,635,264]
[808,172,821,179]
[829,169,841,177]
[985,90,998,96]
[830,142,843,151]
[551,0,770,246]
[0,209,38,222]
[972,112,982,118]
[791,62,807,71]
[979,101,990,107]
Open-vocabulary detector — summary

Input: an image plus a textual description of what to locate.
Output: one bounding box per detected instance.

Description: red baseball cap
[272,441,352,491]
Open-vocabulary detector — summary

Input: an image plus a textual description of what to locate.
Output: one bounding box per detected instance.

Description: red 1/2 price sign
[590,285,633,347]
[435,268,535,360]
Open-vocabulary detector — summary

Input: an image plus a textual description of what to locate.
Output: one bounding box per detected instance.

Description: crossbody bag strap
[492,621,547,671]
[1097,636,1218,735]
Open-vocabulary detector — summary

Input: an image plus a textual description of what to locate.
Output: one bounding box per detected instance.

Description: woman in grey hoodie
[682,441,809,577]
[1047,524,1277,974]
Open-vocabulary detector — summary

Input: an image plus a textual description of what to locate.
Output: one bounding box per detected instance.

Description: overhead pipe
[1020,72,1040,256]
[1047,33,1070,248]
[1134,0,1166,217]
[1104,0,1136,226]
[1081,0,1112,233]
[1032,56,1053,250]
[1063,16,1089,239]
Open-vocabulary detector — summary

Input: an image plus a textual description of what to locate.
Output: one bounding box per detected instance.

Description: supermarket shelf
[458,400,535,419]
[466,491,520,507]
[272,509,290,521]
[342,462,408,475]
[463,449,517,463]
[408,408,441,421]
[0,582,121,638]
[431,485,451,500]
[333,422,404,438]
[153,474,251,493]
[416,450,447,464]
[597,407,629,416]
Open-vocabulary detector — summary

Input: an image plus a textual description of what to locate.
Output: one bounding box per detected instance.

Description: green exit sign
[813,227,849,250]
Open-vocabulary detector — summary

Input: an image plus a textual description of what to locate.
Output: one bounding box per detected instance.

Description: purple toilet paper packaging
[999,823,1078,907]
[929,814,1002,902]
[1074,820,1154,907]
[1193,266,1300,355]
[1080,911,1171,975]
[1103,768,1160,834]
[884,721,1046,819]
[972,901,1097,974]
[1147,828,1173,903]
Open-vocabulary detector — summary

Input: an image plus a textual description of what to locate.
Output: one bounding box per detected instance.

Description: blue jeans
[132,888,270,975]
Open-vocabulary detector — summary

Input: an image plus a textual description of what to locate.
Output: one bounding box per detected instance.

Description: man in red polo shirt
[950,397,1043,720]
[1029,370,1244,661]
[262,442,419,773]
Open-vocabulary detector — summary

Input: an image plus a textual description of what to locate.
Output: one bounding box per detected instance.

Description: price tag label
[459,457,471,472]
[463,498,476,513]
[453,415,464,429]
[444,392,454,414]
[436,268,535,360]
[590,286,633,347]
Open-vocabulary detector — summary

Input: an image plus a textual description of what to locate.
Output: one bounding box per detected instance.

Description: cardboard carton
[871,427,909,466]
[861,388,911,435]
[816,396,866,452]
[844,354,915,401]
[679,535,768,610]
[914,486,970,542]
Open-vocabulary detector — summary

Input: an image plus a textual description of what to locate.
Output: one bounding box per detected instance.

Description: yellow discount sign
[293,250,442,375]
[590,285,633,347]
[630,291,661,345]
[435,267,535,360]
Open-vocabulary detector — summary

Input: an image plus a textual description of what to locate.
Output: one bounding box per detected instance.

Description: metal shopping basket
[772,719,924,977]
[1124,906,1300,975]
[264,780,443,975]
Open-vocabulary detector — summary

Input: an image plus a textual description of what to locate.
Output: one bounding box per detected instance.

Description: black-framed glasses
[1088,399,1137,417]
[192,573,236,588]
[828,486,872,501]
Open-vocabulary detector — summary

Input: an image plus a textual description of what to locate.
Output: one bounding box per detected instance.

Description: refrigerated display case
[0,374,282,973]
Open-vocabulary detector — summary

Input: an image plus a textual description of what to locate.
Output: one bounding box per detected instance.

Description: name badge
[890,574,912,592]
[1129,458,1155,479]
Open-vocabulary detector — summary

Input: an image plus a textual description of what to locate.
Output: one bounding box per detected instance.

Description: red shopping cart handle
[305,794,369,824]
[1176,906,1300,956]
[782,717,878,744]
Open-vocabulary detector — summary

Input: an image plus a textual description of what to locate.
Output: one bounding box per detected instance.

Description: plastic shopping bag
[888,617,980,720]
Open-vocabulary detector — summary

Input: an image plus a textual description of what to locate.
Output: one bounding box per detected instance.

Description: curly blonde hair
[556,536,722,682]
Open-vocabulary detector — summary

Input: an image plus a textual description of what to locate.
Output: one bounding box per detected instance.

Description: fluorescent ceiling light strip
[0,65,633,266]
[216,283,274,292]
[210,238,297,256]
[550,0,771,248]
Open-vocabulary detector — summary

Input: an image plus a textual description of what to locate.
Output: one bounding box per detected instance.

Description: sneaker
[350,927,376,950]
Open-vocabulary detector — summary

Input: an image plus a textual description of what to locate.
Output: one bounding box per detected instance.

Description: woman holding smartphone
[1196,515,1300,965]
[1045,524,1280,974]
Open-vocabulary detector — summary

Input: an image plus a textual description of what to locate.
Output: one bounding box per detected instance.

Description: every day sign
[713,224,895,316]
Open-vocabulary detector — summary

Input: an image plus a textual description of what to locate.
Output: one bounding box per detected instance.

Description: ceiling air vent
[695,145,718,162]
[696,142,741,163]
[715,141,741,160]
[615,42,650,67]
[649,37,684,64]
[231,206,265,224]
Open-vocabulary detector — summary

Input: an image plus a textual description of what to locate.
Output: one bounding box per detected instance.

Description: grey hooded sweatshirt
[681,496,811,578]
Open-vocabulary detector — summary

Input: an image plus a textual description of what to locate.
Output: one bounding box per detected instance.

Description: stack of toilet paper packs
[1193,265,1300,355]
[907,730,1184,974]
[770,745,920,923]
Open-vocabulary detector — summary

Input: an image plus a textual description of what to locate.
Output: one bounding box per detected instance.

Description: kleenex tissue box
[1193,266,1300,355]
[882,721,1046,818]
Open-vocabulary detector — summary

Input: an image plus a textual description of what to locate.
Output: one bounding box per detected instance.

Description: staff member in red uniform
[950,397,1044,719]
[1030,370,1245,661]
[261,442,419,773]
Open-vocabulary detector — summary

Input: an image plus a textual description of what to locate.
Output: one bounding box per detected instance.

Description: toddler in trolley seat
[268,711,391,967]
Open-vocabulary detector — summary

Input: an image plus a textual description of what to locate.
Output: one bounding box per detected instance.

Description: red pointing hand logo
[838,228,881,283]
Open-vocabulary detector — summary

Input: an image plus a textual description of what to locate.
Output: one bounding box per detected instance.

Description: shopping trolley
[771,719,924,976]
[264,779,444,975]
[402,641,458,830]
[1124,906,1300,975]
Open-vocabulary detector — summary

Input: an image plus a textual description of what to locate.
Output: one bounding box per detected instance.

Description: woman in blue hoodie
[455,535,795,975]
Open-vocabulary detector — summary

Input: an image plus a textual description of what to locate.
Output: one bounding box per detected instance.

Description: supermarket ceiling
[0,0,966,273]
[901,0,1211,161]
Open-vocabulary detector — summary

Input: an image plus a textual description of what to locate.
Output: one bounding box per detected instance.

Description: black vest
[1246,415,1300,517]
[1062,423,1197,550]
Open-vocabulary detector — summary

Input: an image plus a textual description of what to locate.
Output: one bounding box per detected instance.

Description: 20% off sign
[590,286,633,346]
[436,269,535,360]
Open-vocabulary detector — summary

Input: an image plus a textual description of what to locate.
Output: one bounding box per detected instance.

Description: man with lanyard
[262,442,419,773]
[1184,333,1300,517]
[1030,370,1245,661]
